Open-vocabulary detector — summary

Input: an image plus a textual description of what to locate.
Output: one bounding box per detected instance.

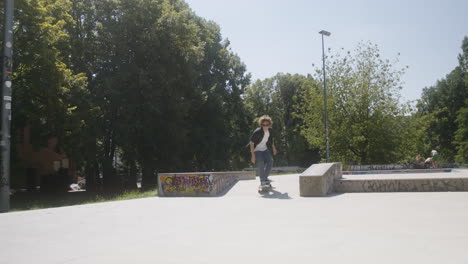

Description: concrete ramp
[226,174,301,199]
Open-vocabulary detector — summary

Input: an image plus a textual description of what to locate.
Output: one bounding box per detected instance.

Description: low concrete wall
[299,163,342,197]
[334,177,468,193]
[346,164,460,171]
[343,169,452,175]
[347,164,407,171]
[237,171,256,181]
[244,166,305,174]
[158,171,254,197]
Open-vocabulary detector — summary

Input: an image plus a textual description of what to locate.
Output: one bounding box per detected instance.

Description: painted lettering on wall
[159,173,239,196]
[160,174,213,195]
[348,164,407,171]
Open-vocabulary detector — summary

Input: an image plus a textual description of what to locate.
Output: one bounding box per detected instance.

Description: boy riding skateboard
[249,115,278,193]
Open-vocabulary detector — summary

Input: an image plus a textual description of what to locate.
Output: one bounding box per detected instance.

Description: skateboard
[258,182,273,194]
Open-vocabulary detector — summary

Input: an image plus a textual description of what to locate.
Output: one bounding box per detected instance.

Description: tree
[295,42,411,164]
[188,26,252,171]
[418,36,468,162]
[83,0,208,190]
[454,100,468,164]
[454,37,468,164]
[6,0,253,193]
[65,0,102,191]
[73,0,252,190]
[11,0,88,187]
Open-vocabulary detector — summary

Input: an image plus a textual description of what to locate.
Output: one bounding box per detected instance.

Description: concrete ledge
[244,166,305,174]
[158,171,253,197]
[346,163,460,171]
[343,169,452,175]
[334,177,468,193]
[300,163,342,197]
[236,171,256,181]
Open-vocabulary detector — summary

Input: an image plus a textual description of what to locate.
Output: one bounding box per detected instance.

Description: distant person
[250,115,278,190]
[415,154,424,169]
[424,157,432,169]
[416,154,423,163]
[431,150,439,168]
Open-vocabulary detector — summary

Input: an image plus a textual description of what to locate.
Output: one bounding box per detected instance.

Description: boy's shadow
[259,189,291,199]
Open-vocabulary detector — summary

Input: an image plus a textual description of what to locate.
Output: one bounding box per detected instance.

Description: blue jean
[255,150,273,183]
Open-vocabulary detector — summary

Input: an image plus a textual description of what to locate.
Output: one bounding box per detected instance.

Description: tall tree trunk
[84,134,99,193]
[141,155,156,191]
[85,161,99,193]
[102,130,120,192]
[123,159,138,191]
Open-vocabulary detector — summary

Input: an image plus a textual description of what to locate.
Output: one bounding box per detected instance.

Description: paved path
[1,174,468,264]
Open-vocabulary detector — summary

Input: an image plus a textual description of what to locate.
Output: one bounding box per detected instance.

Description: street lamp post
[319,30,330,162]
[1,0,15,213]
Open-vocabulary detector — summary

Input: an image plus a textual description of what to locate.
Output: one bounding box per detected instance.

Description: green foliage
[454,100,468,164]
[459,37,468,72]
[417,37,468,162]
[295,42,412,164]
[12,0,88,152]
[79,0,252,188]
[9,0,252,192]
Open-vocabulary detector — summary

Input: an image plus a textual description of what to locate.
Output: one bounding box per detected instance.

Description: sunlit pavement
[1,173,468,264]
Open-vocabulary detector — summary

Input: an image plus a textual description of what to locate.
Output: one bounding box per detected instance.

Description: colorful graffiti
[160,174,213,196]
[158,173,239,197]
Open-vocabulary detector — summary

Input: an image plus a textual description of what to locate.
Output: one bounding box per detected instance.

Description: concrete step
[335,169,468,193]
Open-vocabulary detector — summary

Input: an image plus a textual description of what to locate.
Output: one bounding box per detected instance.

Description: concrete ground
[1,173,468,264]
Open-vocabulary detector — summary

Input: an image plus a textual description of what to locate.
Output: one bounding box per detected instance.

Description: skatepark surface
[1,173,468,264]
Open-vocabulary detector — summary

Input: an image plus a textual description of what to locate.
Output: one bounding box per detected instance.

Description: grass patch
[10,189,158,212]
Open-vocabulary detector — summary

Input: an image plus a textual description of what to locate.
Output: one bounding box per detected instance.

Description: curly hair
[257,115,273,127]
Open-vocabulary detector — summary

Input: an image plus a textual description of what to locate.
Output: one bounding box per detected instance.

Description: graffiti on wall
[347,164,407,171]
[160,174,213,195]
[334,178,468,193]
[159,173,239,196]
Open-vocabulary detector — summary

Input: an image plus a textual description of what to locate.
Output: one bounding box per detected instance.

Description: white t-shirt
[254,130,269,152]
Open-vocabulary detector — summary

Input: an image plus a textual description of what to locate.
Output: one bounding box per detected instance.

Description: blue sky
[184,0,468,101]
